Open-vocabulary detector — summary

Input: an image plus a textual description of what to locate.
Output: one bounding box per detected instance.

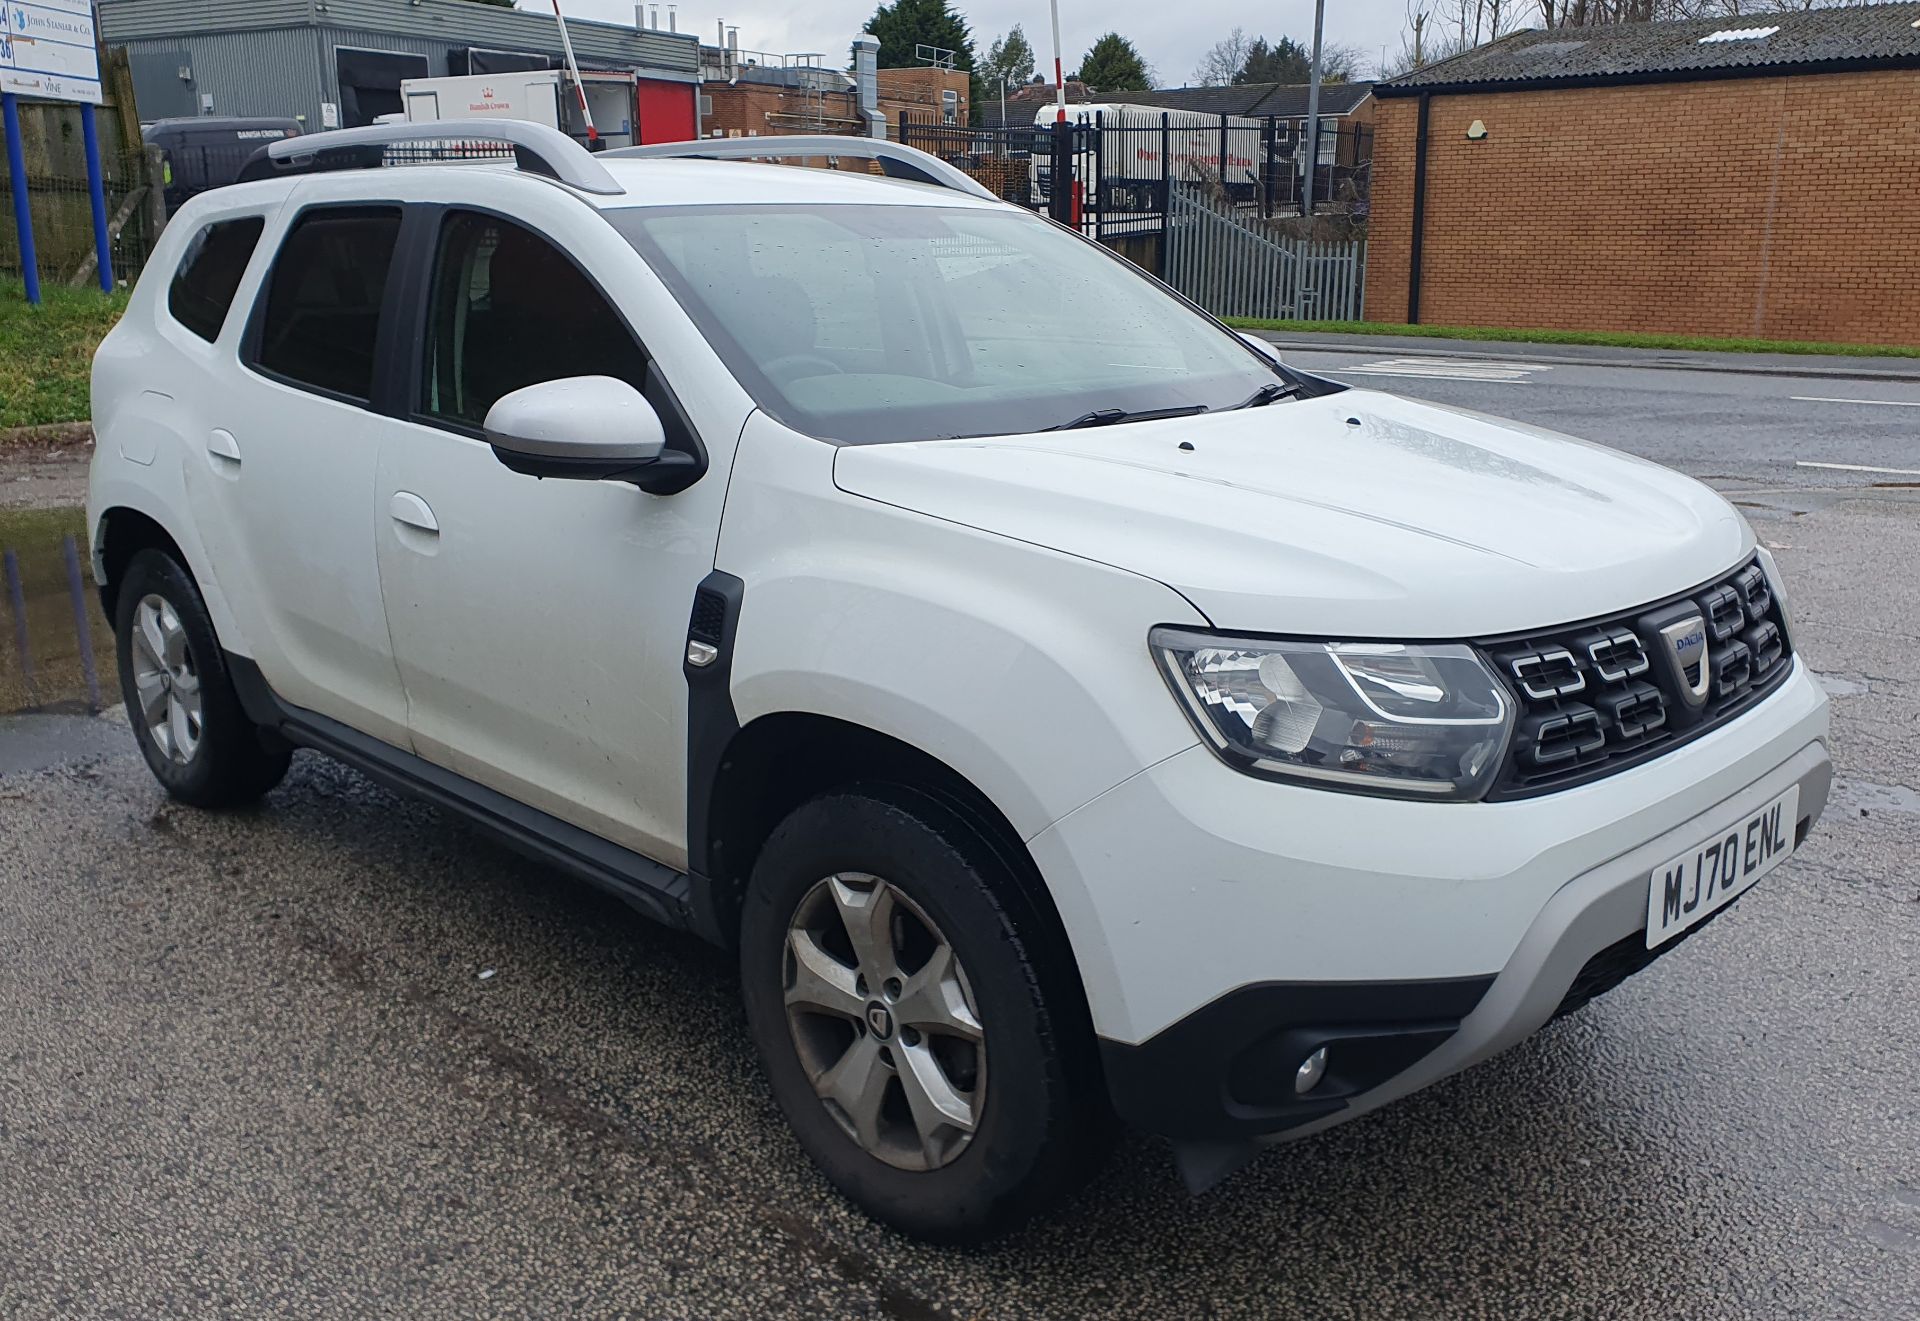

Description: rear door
[208,190,414,744]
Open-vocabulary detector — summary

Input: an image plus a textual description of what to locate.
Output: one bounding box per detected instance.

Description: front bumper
[1028,660,1830,1151]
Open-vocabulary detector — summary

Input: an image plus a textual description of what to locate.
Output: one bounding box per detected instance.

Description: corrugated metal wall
[101,0,698,72]
[101,0,314,36]
[118,28,329,124]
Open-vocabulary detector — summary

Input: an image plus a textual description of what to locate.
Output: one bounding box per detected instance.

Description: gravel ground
[3,362,1918,1317]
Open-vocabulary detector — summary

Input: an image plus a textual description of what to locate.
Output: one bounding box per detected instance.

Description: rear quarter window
[167,217,266,342]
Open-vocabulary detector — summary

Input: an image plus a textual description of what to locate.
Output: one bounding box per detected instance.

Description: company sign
[2,0,102,104]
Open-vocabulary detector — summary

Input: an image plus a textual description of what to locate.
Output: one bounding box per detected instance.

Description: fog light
[1294,1047,1328,1094]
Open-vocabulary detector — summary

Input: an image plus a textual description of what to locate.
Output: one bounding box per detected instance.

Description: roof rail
[254,120,625,196]
[603,135,997,202]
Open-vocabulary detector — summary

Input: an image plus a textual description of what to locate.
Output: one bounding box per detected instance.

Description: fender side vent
[689,587,728,645]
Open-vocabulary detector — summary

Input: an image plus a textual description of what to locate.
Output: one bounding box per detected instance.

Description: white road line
[1794,461,1920,477]
[1339,357,1553,384]
[1790,395,1920,407]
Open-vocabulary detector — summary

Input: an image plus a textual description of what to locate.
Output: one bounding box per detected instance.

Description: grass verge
[0,280,129,431]
[1222,318,1920,359]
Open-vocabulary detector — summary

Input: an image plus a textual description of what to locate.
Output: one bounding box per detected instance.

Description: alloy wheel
[782,872,986,1171]
[130,593,203,765]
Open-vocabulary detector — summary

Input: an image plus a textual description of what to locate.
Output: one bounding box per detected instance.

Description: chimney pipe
[852,33,886,140]
[726,26,739,51]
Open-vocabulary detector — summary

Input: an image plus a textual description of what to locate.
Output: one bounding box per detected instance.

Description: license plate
[1646,785,1799,949]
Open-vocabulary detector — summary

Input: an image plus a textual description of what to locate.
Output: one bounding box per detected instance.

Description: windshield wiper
[1230,381,1302,409]
[1043,403,1212,431]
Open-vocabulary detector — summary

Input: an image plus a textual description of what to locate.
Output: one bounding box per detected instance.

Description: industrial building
[99,0,700,141]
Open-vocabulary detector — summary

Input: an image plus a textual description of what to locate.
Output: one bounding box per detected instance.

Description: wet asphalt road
[4,354,1919,1318]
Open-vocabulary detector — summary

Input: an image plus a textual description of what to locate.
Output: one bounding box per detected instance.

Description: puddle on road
[0,506,112,715]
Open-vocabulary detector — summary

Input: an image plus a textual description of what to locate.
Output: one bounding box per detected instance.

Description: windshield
[610,203,1287,444]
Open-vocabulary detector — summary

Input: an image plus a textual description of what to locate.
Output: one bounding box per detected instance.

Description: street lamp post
[1301,0,1326,218]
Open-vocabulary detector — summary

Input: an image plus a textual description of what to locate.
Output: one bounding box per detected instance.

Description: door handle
[389,491,440,535]
[207,428,241,466]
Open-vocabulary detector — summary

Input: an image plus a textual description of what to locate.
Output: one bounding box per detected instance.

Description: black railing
[898,110,1372,240]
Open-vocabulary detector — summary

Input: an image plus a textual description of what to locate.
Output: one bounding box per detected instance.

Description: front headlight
[1150,627,1515,800]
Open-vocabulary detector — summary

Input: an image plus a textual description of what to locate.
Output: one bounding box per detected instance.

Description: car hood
[831,389,1750,638]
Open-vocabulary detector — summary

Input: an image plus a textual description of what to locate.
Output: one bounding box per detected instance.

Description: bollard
[3,547,38,708]
[63,534,103,711]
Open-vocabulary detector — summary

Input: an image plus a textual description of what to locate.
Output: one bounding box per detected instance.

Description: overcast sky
[555,0,1419,85]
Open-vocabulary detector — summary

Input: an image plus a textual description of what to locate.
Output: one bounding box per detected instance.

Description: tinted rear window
[252,206,402,402]
[167,217,265,342]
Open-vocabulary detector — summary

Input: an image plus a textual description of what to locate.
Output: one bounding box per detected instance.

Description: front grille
[1479,556,1793,800]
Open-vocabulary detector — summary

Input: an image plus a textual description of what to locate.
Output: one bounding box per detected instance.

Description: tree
[1074,33,1153,92]
[1235,35,1312,84]
[976,24,1035,119]
[864,0,974,72]
[1192,27,1253,86]
[981,25,1036,88]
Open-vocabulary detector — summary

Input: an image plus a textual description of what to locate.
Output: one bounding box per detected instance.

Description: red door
[637,80,697,144]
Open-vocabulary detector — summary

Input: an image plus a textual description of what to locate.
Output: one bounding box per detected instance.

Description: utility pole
[1301,0,1325,219]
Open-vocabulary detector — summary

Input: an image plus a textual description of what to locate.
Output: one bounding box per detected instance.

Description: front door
[373,206,732,868]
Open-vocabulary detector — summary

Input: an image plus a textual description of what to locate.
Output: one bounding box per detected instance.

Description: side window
[167,217,265,342]
[421,211,647,428]
[251,206,402,402]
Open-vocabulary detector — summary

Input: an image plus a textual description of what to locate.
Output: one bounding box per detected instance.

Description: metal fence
[0,101,160,290]
[1164,185,1366,322]
[900,110,1371,241]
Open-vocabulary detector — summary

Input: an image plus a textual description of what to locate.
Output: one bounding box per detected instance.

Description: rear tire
[114,549,291,808]
[740,786,1103,1242]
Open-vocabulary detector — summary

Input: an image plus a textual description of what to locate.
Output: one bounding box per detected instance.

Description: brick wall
[1364,72,1920,344]
[875,66,970,126]
[700,82,864,136]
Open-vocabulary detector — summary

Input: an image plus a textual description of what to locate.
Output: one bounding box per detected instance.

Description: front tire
[740,787,1102,1242]
[115,549,291,807]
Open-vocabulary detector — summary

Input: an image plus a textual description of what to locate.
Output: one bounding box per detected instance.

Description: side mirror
[1238,331,1281,362]
[483,376,700,493]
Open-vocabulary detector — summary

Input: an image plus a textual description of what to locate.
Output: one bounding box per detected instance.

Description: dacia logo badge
[1660,615,1711,706]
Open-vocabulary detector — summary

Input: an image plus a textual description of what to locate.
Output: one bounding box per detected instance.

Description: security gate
[1163,185,1366,322]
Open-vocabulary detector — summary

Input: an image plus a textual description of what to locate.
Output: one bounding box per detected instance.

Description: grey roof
[1124,81,1374,119]
[99,0,700,75]
[1384,2,1920,91]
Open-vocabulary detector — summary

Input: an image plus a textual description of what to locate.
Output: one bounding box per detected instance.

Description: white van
[401,70,638,150]
[1029,103,1264,212]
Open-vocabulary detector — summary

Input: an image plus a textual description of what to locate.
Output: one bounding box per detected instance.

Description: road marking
[1338,357,1551,384]
[1790,395,1920,408]
[1794,461,1920,477]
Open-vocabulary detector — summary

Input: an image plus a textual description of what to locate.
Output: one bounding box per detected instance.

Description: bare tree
[1391,0,1873,74]
[1192,27,1253,86]
[1539,0,1874,25]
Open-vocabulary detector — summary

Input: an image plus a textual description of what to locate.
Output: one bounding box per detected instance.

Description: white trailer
[400,70,639,150]
[1029,103,1264,213]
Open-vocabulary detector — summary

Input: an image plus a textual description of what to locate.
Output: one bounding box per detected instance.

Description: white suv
[88,124,1830,1241]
